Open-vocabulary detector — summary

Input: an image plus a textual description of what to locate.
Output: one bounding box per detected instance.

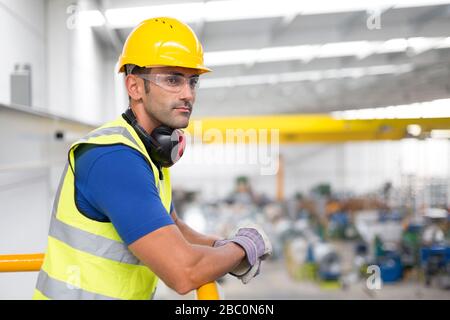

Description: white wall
[46,0,118,124]
[45,0,72,117]
[171,139,450,201]
[281,139,449,197]
[0,0,47,108]
[70,24,105,122]
[106,48,128,121]
[0,105,96,299]
[0,0,126,299]
[0,0,118,123]
[0,0,47,299]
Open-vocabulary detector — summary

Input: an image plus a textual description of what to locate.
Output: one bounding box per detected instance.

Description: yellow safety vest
[33,115,172,300]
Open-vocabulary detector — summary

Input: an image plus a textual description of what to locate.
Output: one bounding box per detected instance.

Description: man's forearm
[175,217,221,246]
[180,242,245,294]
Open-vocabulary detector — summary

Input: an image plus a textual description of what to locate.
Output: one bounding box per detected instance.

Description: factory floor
[218,260,450,300]
[155,242,450,300]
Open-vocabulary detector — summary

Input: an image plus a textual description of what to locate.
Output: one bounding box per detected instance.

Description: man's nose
[179,81,195,100]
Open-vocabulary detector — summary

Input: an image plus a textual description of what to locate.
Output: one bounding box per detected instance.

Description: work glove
[213,223,272,284]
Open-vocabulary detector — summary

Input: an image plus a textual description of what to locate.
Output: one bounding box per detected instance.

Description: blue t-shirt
[74,144,174,245]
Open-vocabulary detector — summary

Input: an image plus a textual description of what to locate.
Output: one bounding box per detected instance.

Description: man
[33,17,271,300]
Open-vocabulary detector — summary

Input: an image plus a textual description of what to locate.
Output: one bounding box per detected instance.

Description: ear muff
[150,126,186,167]
[122,108,185,168]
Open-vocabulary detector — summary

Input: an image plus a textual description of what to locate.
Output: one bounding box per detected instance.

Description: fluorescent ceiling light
[436,37,450,49]
[205,37,450,66]
[430,130,450,139]
[105,3,203,28]
[200,64,412,88]
[406,124,422,136]
[103,0,450,29]
[317,41,374,59]
[331,98,450,119]
[377,38,408,54]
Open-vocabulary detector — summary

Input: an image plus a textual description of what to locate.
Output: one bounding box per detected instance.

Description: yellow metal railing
[0,253,44,272]
[0,253,219,300]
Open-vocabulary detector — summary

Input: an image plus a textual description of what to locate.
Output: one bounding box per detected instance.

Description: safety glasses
[137,73,200,93]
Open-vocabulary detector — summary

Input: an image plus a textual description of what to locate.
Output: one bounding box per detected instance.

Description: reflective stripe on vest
[36,270,120,300]
[48,159,139,264]
[34,116,171,300]
[48,215,140,265]
[35,271,156,300]
[78,126,139,147]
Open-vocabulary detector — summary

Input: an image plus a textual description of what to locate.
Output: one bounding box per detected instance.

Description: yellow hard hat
[117,17,211,74]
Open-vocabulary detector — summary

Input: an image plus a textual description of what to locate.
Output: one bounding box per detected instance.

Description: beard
[144,100,192,129]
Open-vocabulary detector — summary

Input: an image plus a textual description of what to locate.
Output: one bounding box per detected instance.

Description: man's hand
[213,223,272,284]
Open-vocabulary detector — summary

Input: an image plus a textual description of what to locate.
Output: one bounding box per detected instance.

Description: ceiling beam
[413,4,450,32]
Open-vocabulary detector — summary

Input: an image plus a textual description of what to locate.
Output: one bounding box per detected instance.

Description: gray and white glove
[214,223,272,284]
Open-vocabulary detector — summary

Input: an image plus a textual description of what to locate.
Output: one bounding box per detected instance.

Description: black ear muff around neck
[150,126,185,167]
[122,108,185,168]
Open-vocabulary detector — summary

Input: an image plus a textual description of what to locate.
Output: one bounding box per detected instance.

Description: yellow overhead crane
[185,115,450,144]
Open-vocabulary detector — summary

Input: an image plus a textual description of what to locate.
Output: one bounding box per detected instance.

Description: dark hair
[125,64,150,101]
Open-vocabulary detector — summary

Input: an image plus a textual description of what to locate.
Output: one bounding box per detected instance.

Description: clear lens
[138,74,199,93]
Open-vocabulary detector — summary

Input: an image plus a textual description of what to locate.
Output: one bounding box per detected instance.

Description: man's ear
[125,74,144,101]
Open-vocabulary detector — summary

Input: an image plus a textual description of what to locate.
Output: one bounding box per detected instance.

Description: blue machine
[420,245,450,287]
[305,242,341,281]
[421,245,450,265]
[318,252,341,281]
[328,211,352,239]
[378,251,403,283]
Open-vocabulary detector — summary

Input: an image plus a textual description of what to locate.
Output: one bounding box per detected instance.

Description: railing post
[196,281,220,300]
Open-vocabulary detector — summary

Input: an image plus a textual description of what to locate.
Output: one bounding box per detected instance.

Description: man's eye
[165,75,182,86]
[189,77,199,87]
